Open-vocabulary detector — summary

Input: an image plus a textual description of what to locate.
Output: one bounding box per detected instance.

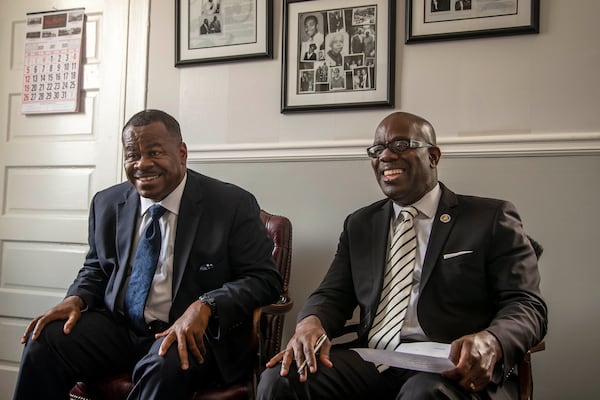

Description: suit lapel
[367,201,394,316]
[171,173,203,296]
[420,184,458,289]
[110,187,139,310]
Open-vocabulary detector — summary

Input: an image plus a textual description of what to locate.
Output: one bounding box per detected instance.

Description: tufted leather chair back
[258,210,293,362]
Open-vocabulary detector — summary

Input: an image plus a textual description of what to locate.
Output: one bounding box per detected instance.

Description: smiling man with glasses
[258,111,547,400]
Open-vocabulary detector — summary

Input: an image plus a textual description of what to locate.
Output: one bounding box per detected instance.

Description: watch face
[200,296,217,315]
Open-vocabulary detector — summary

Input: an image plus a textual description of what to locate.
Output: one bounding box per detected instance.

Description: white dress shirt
[391,183,441,341]
[126,174,187,324]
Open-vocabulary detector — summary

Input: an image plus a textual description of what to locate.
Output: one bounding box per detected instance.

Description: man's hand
[265,315,333,382]
[155,300,211,370]
[442,330,503,393]
[21,295,86,344]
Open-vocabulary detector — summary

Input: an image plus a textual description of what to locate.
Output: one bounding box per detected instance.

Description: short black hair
[123,109,182,142]
[304,15,318,26]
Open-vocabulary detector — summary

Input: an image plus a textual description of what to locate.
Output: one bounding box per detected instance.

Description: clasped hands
[266,315,503,393]
[20,295,212,371]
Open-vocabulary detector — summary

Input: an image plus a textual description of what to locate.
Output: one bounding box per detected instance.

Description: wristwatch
[199,294,218,318]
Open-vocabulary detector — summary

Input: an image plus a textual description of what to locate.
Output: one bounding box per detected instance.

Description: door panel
[0,1,137,397]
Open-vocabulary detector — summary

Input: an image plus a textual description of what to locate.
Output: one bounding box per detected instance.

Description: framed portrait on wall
[281,0,396,113]
[176,0,273,65]
[406,0,540,43]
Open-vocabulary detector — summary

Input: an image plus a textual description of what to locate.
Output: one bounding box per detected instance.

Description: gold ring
[469,382,476,391]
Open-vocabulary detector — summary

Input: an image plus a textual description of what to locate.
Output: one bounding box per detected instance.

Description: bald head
[370,112,441,205]
[376,112,437,146]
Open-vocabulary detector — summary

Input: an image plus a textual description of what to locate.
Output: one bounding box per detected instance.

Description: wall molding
[187,132,600,163]
[120,0,150,182]
[125,0,150,119]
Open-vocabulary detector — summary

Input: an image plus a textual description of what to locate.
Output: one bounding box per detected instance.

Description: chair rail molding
[187,132,600,163]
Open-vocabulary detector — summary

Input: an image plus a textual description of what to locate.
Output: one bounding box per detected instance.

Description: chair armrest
[251,296,294,338]
[260,295,294,315]
[251,295,295,376]
[528,340,545,354]
[518,340,546,400]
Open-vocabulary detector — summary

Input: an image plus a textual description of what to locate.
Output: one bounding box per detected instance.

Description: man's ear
[428,147,441,167]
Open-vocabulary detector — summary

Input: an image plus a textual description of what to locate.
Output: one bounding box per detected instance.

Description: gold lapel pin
[440,213,451,223]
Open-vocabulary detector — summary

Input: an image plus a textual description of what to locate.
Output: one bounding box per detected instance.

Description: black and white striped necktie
[368,206,418,367]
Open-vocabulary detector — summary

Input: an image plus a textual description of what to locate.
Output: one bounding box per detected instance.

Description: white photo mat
[406,0,539,43]
[282,0,395,112]
[176,0,272,65]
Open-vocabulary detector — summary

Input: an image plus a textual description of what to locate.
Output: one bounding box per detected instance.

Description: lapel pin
[440,213,451,223]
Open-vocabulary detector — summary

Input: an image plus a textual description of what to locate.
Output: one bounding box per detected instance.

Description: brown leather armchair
[69,210,293,400]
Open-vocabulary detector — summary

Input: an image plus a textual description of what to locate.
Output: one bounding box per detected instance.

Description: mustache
[133,170,160,178]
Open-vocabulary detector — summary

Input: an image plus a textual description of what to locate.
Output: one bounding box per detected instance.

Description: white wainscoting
[186,132,600,163]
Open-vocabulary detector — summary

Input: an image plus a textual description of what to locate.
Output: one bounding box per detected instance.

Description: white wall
[146,1,600,399]
[148,0,600,145]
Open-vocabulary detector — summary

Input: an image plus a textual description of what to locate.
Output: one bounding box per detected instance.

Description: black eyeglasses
[366,139,432,158]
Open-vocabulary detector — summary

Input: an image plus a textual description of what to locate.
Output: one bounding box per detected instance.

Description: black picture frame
[175,0,273,66]
[281,0,395,113]
[406,0,540,44]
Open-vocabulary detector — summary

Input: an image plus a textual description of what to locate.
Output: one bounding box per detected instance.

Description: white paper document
[352,342,455,373]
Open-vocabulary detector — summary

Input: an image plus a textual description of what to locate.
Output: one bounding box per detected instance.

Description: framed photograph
[281,0,395,113]
[175,0,272,66]
[406,0,539,43]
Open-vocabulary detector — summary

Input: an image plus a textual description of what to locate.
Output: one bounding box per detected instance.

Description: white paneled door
[0,1,144,397]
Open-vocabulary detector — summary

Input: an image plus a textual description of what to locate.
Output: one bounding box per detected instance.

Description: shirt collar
[139,173,187,217]
[392,183,441,220]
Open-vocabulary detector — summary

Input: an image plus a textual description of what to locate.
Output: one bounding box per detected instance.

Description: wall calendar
[21,8,84,114]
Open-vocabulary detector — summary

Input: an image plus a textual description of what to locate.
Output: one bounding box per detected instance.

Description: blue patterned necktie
[125,204,167,334]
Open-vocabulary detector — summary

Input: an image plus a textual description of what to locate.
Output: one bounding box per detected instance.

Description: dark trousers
[13,310,219,400]
[257,348,518,400]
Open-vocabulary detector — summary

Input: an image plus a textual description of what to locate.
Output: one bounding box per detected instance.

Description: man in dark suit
[432,0,451,12]
[351,28,364,54]
[14,109,282,399]
[200,18,210,34]
[258,112,547,399]
[455,0,472,11]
